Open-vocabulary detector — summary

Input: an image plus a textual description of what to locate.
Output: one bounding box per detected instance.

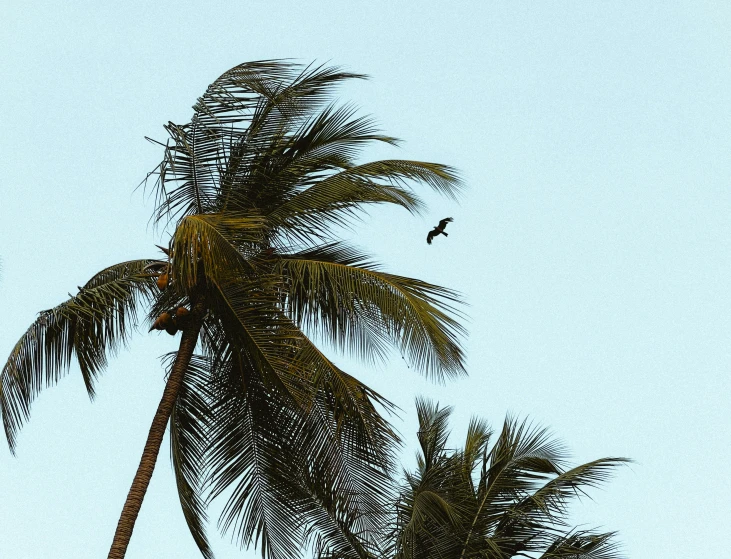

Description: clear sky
[1,1,730,557]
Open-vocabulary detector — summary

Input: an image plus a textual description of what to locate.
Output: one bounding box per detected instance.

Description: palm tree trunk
[107,301,205,559]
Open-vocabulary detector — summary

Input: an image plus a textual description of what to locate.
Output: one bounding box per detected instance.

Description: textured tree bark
[107,300,205,559]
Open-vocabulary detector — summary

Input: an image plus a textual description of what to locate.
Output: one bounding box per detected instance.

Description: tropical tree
[382,399,627,559]
[0,61,466,559]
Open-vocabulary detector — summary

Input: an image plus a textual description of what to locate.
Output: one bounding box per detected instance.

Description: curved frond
[209,368,306,559]
[0,260,158,451]
[206,274,398,453]
[503,457,630,526]
[276,245,467,381]
[540,530,623,559]
[415,398,453,470]
[202,344,395,559]
[194,61,366,123]
[199,292,397,559]
[267,160,460,243]
[461,417,492,488]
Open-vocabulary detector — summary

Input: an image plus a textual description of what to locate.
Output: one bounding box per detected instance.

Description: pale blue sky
[1,1,730,557]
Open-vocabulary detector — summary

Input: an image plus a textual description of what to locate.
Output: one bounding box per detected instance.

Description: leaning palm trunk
[108,300,205,559]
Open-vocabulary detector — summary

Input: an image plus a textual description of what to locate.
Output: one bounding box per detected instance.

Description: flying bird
[427,217,453,244]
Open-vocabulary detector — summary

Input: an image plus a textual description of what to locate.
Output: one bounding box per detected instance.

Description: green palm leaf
[389,401,627,559]
[1,260,157,451]
[277,245,466,381]
[540,530,622,559]
[168,353,215,559]
[147,61,367,227]
[267,160,460,244]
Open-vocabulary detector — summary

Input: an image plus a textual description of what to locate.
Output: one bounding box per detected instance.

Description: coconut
[174,306,190,330]
[150,311,172,331]
[157,272,169,291]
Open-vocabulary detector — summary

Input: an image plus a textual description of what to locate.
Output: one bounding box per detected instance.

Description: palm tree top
[386,398,629,559]
[2,60,469,559]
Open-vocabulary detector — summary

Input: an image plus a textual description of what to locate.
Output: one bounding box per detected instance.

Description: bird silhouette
[426,217,453,244]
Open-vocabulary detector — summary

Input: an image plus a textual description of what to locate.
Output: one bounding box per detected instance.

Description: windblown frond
[194,61,365,123]
[198,289,397,559]
[0,260,158,451]
[204,273,399,457]
[146,61,368,227]
[540,530,623,559]
[277,245,466,380]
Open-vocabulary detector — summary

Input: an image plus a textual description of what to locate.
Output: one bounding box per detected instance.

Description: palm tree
[0,61,467,559]
[383,399,627,559]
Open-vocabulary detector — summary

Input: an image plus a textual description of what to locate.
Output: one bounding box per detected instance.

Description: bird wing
[438,217,453,229]
[426,230,435,244]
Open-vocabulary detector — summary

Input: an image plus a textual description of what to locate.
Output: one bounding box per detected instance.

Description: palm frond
[540,530,623,559]
[146,61,367,227]
[168,352,215,559]
[205,274,399,473]
[204,356,392,559]
[461,417,492,490]
[205,274,317,407]
[504,457,630,525]
[194,61,366,124]
[0,260,158,451]
[480,417,568,503]
[276,245,467,381]
[208,366,306,559]
[199,307,397,559]
[267,160,460,243]
[415,398,453,470]
[170,213,265,292]
[219,103,402,222]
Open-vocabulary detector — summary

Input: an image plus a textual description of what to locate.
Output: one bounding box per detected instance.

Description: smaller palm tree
[381,399,628,559]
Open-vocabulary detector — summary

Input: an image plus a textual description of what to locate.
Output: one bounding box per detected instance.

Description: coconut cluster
[150,307,190,336]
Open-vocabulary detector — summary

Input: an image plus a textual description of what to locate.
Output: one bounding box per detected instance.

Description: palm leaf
[170,212,265,291]
[502,457,630,527]
[209,367,306,559]
[540,530,623,559]
[0,260,157,451]
[168,352,215,559]
[267,160,460,244]
[200,307,396,559]
[147,61,367,227]
[276,245,467,381]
